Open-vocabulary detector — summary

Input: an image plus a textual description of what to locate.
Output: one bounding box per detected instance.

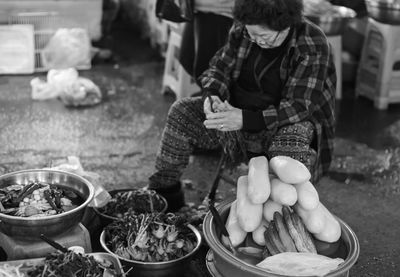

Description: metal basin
[0,169,95,238]
[100,224,202,277]
[366,0,400,25]
[306,5,356,36]
[0,252,124,275]
[203,199,360,277]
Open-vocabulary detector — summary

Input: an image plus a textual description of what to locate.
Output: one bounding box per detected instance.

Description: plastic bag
[31,77,59,100]
[45,156,112,208]
[30,68,102,106]
[59,77,102,107]
[31,68,79,100]
[42,28,91,69]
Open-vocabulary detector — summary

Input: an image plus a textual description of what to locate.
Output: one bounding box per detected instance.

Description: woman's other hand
[203,95,224,115]
[204,100,243,131]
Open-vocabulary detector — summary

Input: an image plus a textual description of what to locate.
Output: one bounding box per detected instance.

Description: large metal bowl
[366,0,400,25]
[0,169,95,238]
[100,224,202,277]
[306,5,357,36]
[0,252,125,275]
[203,199,360,277]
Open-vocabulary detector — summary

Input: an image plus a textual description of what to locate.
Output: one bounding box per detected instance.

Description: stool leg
[327,35,342,99]
[205,152,228,203]
[374,97,389,110]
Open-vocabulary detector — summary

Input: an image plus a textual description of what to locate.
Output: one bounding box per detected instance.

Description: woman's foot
[147,182,185,212]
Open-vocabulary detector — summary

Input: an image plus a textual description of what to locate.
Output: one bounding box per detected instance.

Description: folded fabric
[257,252,344,277]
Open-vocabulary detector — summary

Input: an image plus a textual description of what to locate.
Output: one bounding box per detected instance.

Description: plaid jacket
[199,18,336,179]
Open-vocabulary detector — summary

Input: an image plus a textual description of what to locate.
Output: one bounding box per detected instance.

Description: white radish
[262,199,283,222]
[247,156,271,204]
[252,218,269,246]
[236,176,263,232]
[314,203,341,243]
[294,181,319,210]
[270,178,298,206]
[269,156,311,184]
[222,200,247,247]
[294,203,326,234]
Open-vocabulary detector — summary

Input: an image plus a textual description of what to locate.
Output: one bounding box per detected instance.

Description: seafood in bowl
[0,181,84,217]
[0,169,94,237]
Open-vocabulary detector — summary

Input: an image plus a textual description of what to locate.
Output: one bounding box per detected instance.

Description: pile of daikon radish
[224,155,341,248]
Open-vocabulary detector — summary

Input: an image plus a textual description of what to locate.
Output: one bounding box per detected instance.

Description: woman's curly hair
[233,0,304,31]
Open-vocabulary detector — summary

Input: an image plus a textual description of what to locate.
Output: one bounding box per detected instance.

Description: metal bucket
[203,199,360,277]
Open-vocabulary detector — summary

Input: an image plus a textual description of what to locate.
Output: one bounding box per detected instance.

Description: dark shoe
[148,182,185,212]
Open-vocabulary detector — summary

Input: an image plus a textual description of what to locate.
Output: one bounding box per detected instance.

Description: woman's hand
[204,100,243,131]
[203,95,225,115]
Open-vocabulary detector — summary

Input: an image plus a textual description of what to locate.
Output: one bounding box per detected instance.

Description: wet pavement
[1,23,400,276]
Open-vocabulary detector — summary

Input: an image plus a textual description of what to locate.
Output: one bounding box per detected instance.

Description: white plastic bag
[31,68,79,100]
[31,77,59,100]
[46,156,112,208]
[59,77,102,107]
[30,68,102,106]
[47,67,79,93]
[42,28,91,69]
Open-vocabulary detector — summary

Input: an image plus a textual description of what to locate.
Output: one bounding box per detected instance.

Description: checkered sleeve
[262,35,336,133]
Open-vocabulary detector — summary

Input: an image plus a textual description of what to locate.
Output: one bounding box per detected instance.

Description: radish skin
[247,156,271,204]
[314,203,341,243]
[270,178,297,206]
[294,181,319,210]
[236,176,263,232]
[294,203,326,234]
[222,200,247,247]
[252,218,269,246]
[262,199,283,222]
[269,156,311,184]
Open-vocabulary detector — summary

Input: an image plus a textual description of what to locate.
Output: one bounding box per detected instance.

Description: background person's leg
[193,12,233,79]
[179,20,195,77]
[179,12,233,82]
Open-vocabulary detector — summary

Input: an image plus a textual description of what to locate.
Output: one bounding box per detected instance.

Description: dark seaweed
[26,251,122,277]
[98,189,166,218]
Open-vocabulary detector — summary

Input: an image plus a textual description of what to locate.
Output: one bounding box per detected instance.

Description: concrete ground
[1,23,400,276]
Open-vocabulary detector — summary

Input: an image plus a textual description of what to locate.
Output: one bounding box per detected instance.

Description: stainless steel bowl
[366,0,400,25]
[0,252,125,275]
[306,5,357,36]
[203,199,360,277]
[100,224,202,277]
[0,169,95,238]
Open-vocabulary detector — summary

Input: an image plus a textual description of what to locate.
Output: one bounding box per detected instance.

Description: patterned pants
[148,97,317,188]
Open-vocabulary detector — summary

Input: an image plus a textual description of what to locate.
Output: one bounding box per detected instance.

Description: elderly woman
[148,0,336,211]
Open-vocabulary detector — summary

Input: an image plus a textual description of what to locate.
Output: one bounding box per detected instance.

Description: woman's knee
[168,97,202,115]
[267,121,317,172]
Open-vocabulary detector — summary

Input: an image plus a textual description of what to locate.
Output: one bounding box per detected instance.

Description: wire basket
[8,12,91,72]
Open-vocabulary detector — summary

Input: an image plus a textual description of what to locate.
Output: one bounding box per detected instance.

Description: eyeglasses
[245,27,290,48]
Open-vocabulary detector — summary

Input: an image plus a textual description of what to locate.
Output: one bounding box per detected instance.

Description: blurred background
[0,0,400,276]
